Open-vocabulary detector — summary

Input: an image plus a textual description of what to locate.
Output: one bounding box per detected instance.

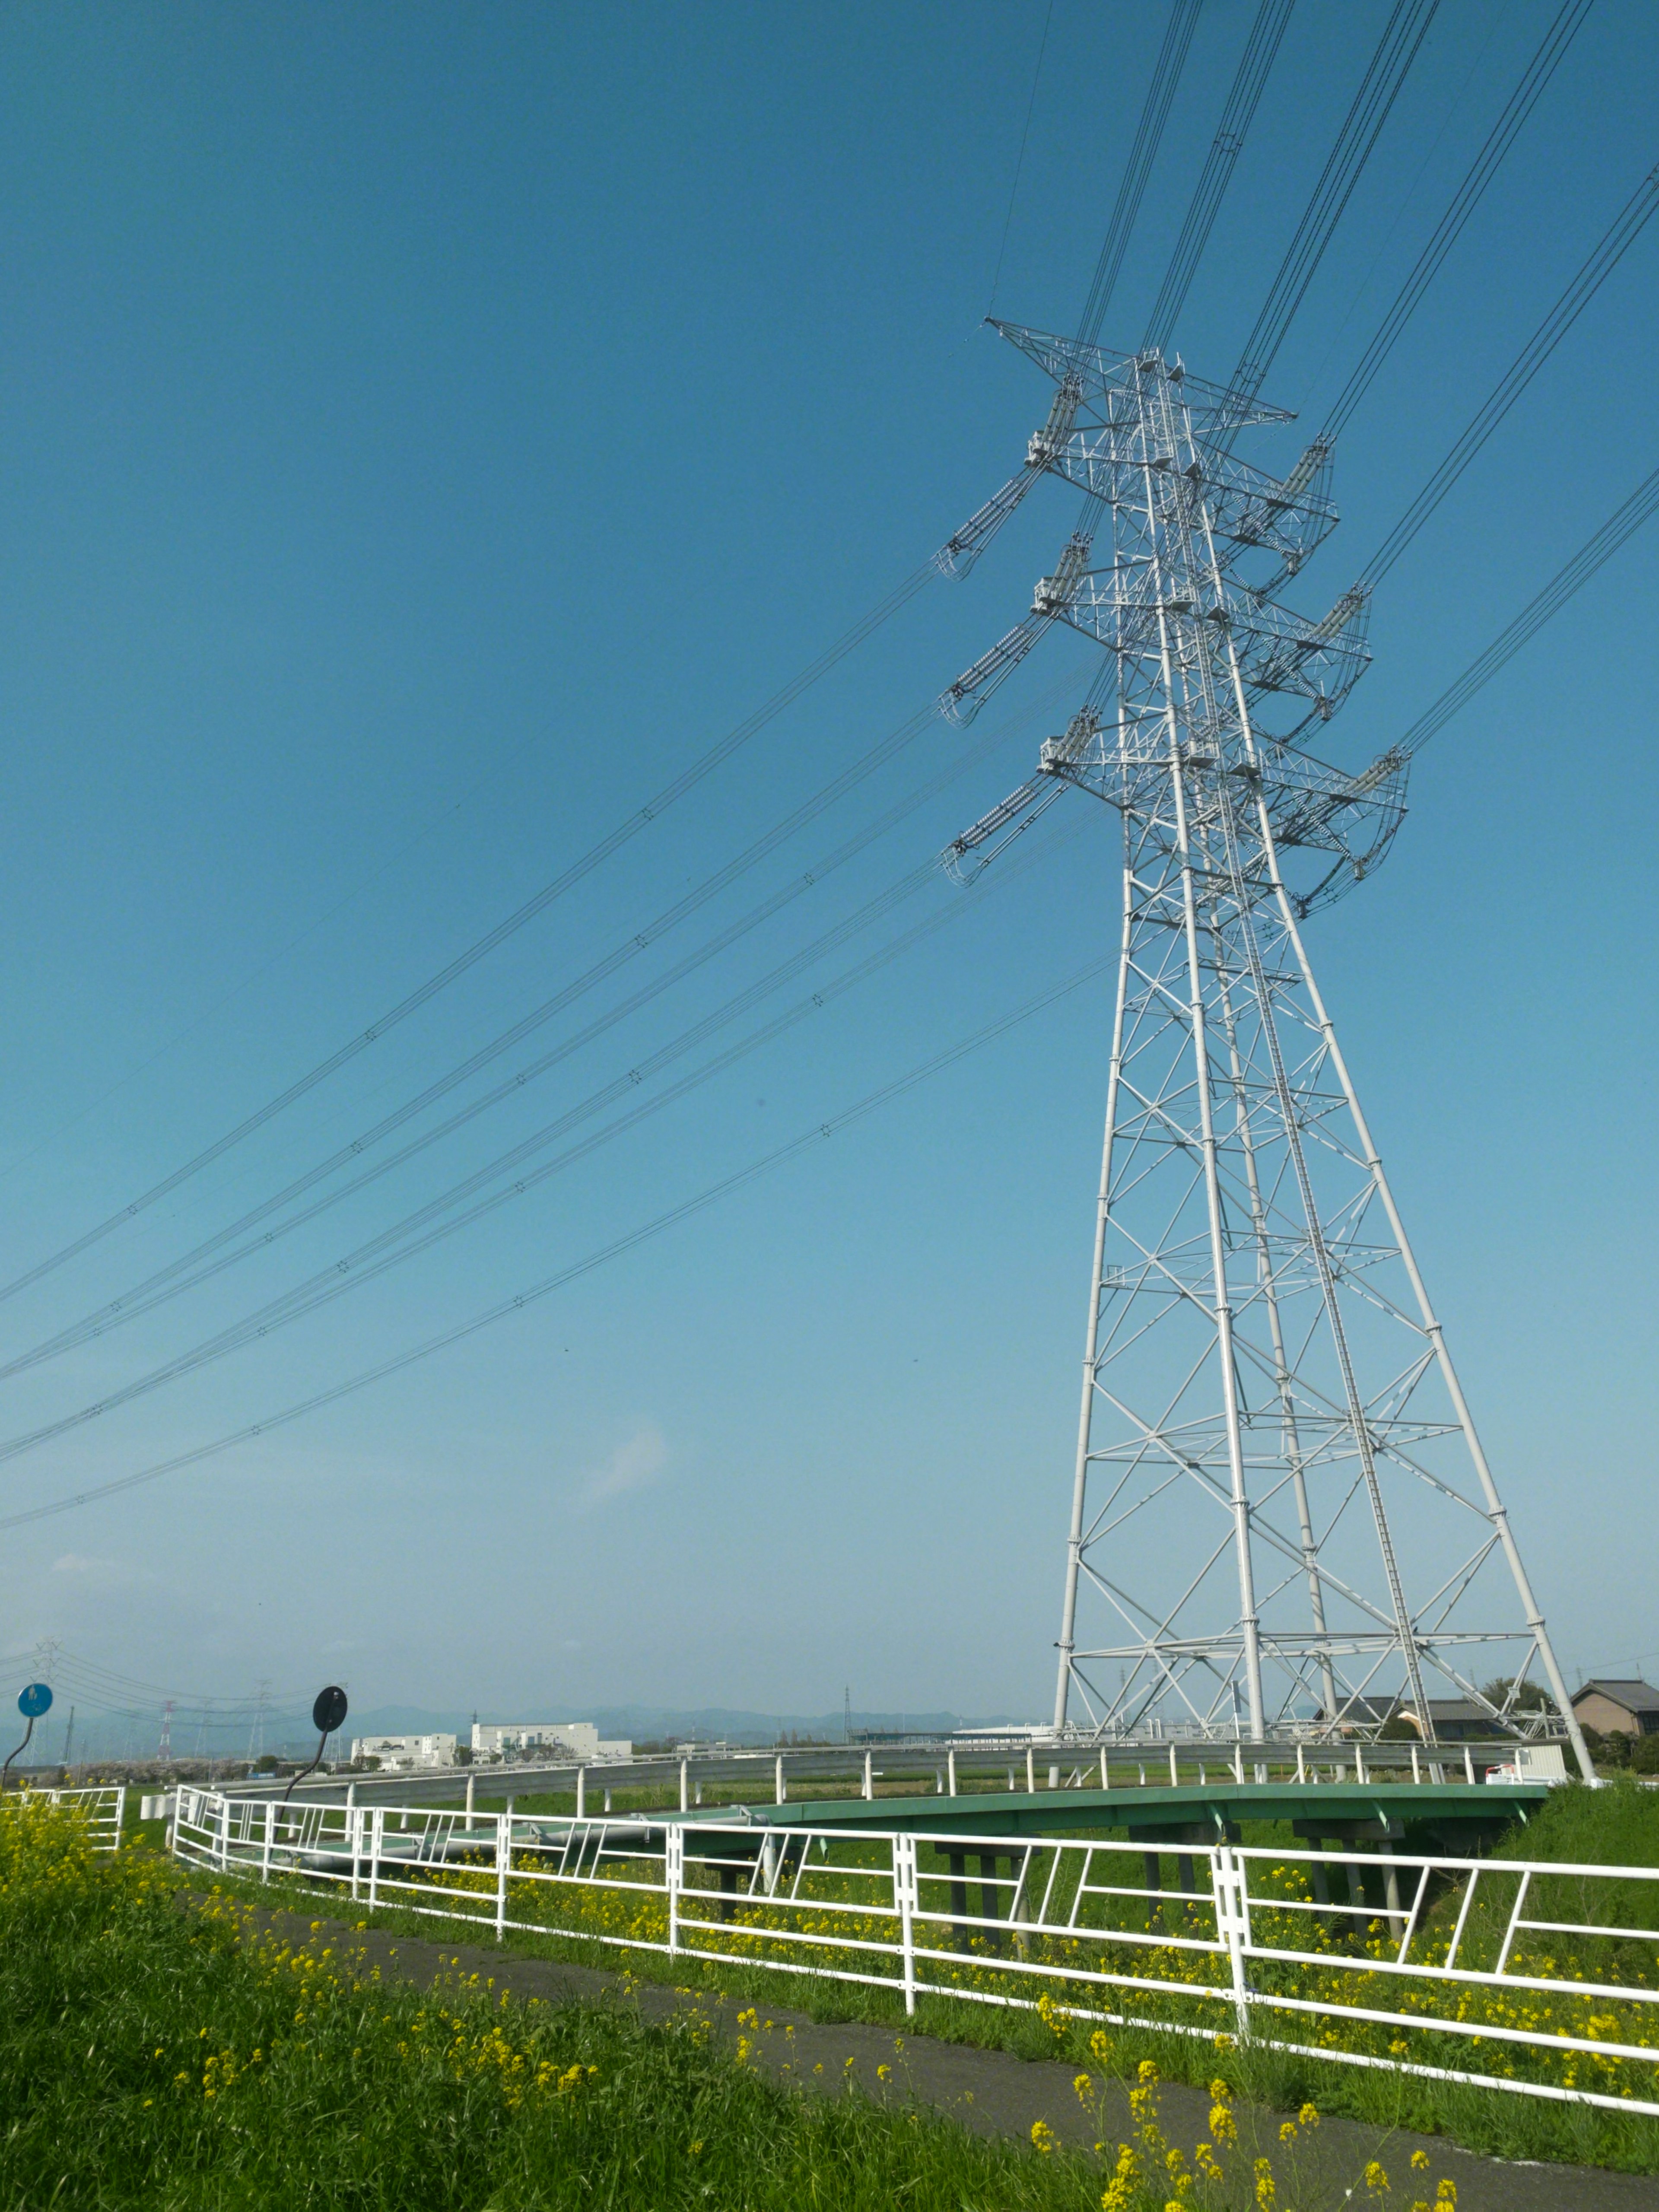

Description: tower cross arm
[988,319,1295,429]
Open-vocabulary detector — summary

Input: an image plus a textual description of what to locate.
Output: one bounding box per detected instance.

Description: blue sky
[0,0,1654,1729]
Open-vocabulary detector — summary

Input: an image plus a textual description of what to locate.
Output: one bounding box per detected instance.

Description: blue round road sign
[18,1682,52,1719]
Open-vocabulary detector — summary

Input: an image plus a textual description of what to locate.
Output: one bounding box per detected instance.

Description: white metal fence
[7,1784,126,1853]
[171,1786,1659,2118]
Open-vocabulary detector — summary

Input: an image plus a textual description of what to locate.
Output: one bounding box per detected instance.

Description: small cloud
[51,1553,131,1583]
[580,1423,668,1505]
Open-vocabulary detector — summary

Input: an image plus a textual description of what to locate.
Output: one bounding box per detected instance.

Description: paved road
[244,1904,1659,2210]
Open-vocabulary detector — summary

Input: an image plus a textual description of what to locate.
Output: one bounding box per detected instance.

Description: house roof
[1572,1678,1659,1714]
[1316,1697,1495,1724]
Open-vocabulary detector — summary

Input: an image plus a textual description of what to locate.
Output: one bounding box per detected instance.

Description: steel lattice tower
[942,326,1590,1774]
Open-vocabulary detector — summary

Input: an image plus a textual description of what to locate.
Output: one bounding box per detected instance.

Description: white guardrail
[10,1784,127,1852]
[169,1785,1659,2118]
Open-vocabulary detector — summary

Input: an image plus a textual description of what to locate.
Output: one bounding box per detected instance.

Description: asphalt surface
[241,1903,1659,2210]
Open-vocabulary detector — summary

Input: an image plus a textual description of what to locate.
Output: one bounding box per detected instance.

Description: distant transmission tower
[943,324,1590,1777]
[248,1681,270,1763]
[157,1699,174,1761]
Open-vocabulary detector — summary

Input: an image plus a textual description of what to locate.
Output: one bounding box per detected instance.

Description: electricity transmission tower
[248,1681,270,1764]
[943,324,1591,1777]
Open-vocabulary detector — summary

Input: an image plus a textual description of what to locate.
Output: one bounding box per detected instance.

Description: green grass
[1492,1775,1659,1866]
[183,1780,1659,2179]
[1,1799,1092,2209]
[2,1795,1418,2212]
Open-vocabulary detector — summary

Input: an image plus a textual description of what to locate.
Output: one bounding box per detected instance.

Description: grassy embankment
[172,1777,1659,2176]
[3,1795,1455,2212]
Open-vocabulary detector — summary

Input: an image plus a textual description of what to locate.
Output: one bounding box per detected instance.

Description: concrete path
[249,1905,1659,2211]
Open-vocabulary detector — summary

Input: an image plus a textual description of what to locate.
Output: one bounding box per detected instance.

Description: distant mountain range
[339,1703,1033,1748]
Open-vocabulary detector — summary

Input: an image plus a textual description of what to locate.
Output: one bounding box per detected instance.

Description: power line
[1222,0,1439,430]
[986,0,1055,319]
[1315,0,1593,447]
[1392,458,1659,760]
[0,814,1088,1466]
[1236,462,1659,908]
[1142,0,1297,356]
[0,949,1114,1535]
[1358,156,1659,589]
[0,556,947,1313]
[1074,0,1203,349]
[3,667,1088,1381]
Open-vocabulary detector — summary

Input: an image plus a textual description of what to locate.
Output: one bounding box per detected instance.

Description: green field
[2,1793,1468,2212]
[172,1777,1659,2178]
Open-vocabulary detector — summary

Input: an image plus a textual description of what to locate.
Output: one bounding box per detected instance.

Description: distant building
[1571,1680,1659,1737]
[1317,1697,1500,1743]
[1394,1700,1511,1744]
[351,1733,457,1770]
[470,1721,632,1763]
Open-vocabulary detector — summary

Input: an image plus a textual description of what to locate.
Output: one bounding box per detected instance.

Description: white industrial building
[350,1732,458,1770]
[471,1720,632,1763]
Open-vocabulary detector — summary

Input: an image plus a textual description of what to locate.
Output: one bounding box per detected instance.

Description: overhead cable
[0,553,955,1311]
[1358,156,1659,588]
[0,948,1113,1534]
[1223,0,1438,427]
[1142,0,1297,356]
[1268,461,1659,873]
[3,667,1088,1380]
[1316,0,1593,446]
[986,0,1056,318]
[0,815,1088,1465]
[1074,0,1203,349]
[1393,458,1659,759]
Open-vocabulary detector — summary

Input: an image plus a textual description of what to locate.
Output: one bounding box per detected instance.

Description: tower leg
[1054,818,1135,1732]
[1259,826,1595,1784]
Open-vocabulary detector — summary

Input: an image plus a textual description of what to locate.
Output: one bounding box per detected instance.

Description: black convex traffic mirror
[281,1685,349,1805]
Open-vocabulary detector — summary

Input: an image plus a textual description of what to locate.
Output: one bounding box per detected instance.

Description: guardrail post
[575,1767,585,1819]
[894,1834,918,2017]
[217,1793,230,1872]
[496,1800,513,1939]
[1168,1743,1178,1787]
[1232,1742,1245,1785]
[666,1824,683,1955]
[1494,1868,1531,1976]
[1213,1846,1252,2044]
[466,1770,476,1819]
[679,1759,689,1813]
[1296,1742,1306,1783]
[775,1755,785,1805]
[349,1802,362,1901]
[863,1751,873,1801]
[1464,1748,1476,1785]
[368,1807,383,1910]
[947,1750,957,1796]
[1025,1747,1035,1793]
[166,1787,182,1859]
[261,1799,274,1884]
